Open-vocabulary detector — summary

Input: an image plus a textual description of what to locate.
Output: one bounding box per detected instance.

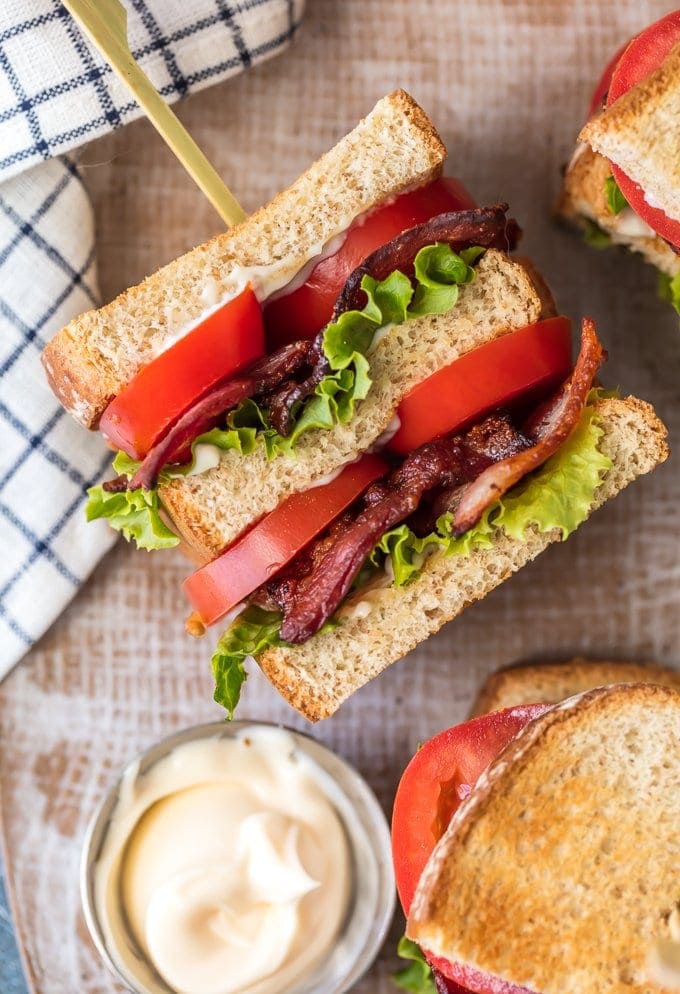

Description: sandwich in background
[392,659,680,993]
[558,11,680,312]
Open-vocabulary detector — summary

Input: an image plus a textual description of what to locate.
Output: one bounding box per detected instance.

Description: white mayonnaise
[166,443,222,479]
[367,321,395,355]
[370,414,401,451]
[94,727,351,994]
[155,221,354,361]
[614,207,656,239]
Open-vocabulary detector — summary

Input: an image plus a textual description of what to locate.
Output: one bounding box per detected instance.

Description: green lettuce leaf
[371,391,613,584]
[657,271,680,316]
[211,607,286,718]
[605,174,628,215]
[86,419,261,549]
[583,218,612,249]
[85,484,180,550]
[393,937,437,994]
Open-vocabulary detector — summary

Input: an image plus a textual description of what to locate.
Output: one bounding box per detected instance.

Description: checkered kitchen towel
[0,0,304,678]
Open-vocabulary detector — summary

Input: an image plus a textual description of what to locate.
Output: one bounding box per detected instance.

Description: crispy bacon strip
[278,438,473,643]
[334,206,520,316]
[408,414,530,536]
[264,334,329,436]
[103,341,312,493]
[452,318,606,535]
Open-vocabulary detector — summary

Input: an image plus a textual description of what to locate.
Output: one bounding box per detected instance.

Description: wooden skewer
[63,0,247,227]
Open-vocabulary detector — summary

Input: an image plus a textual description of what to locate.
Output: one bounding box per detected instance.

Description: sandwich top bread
[42,92,669,722]
[393,675,680,994]
[43,90,446,429]
[558,12,680,301]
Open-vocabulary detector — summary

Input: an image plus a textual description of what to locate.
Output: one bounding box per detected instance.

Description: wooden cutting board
[1,0,679,990]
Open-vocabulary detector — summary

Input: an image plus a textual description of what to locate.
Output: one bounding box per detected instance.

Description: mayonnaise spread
[94,728,351,994]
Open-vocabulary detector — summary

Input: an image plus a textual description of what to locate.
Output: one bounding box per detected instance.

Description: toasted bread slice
[556,144,680,278]
[160,249,550,560]
[259,396,668,721]
[42,90,446,428]
[408,683,680,994]
[470,657,680,717]
[581,44,680,224]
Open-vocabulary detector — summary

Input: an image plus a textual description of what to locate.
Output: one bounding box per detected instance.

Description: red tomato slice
[586,41,629,120]
[392,706,550,994]
[263,178,476,348]
[605,12,680,249]
[387,317,572,457]
[183,454,389,626]
[391,705,549,916]
[607,11,680,105]
[100,287,265,460]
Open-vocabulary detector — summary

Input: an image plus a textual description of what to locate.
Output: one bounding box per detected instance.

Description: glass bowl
[80,720,396,994]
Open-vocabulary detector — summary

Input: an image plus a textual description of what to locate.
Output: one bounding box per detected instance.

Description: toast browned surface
[470,657,680,717]
[42,90,446,427]
[581,43,680,224]
[259,396,668,721]
[409,683,680,994]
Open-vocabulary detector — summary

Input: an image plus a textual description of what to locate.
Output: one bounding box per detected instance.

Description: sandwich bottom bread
[392,661,680,994]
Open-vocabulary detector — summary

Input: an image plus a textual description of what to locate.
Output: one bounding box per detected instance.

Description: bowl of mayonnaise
[81,721,395,994]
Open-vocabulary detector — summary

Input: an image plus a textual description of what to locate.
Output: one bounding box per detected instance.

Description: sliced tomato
[387,317,572,457]
[607,11,680,105]
[605,12,680,249]
[100,286,265,460]
[392,706,549,994]
[183,454,389,626]
[586,40,629,120]
[391,705,549,916]
[263,178,476,348]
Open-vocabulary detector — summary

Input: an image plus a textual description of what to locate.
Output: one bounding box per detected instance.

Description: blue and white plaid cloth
[0,0,304,680]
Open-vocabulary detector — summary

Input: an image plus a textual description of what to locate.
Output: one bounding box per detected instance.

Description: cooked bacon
[408,414,530,535]
[334,206,520,316]
[103,341,313,493]
[451,318,605,535]
[277,429,504,644]
[263,333,329,436]
[258,320,605,643]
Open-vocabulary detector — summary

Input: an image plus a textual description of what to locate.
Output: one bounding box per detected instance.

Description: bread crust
[470,657,680,717]
[258,396,668,721]
[408,683,680,994]
[42,90,446,427]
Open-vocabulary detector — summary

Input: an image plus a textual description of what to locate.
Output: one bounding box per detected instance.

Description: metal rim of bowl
[80,719,396,994]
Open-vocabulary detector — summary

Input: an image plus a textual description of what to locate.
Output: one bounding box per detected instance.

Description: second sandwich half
[42,92,669,720]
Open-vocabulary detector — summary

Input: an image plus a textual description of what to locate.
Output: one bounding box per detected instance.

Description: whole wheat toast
[581,43,680,225]
[409,683,680,994]
[558,41,680,278]
[470,657,680,717]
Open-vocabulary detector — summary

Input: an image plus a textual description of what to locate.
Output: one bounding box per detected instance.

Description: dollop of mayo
[94,728,351,994]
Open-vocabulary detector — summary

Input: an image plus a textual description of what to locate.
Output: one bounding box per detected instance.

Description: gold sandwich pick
[62,0,247,227]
